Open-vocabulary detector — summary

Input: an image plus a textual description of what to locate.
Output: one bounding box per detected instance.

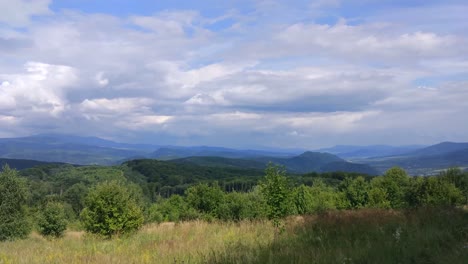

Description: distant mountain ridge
[0,134,466,176]
[0,134,153,165]
[317,144,425,159]
[149,146,297,160]
[403,142,468,157]
[362,142,468,175]
[174,151,379,175]
[0,158,64,170]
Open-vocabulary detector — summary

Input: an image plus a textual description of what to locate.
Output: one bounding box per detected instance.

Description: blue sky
[0,0,467,148]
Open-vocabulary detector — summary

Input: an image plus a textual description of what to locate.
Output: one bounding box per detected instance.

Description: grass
[0,220,274,264]
[209,208,468,264]
[0,208,466,264]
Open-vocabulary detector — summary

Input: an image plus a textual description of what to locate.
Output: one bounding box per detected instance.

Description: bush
[38,202,68,238]
[0,165,31,241]
[186,183,225,217]
[147,195,198,223]
[340,176,370,209]
[216,192,250,221]
[409,176,463,207]
[80,181,144,238]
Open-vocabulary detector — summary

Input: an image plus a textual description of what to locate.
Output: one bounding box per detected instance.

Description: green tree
[0,165,31,241]
[37,202,68,238]
[80,181,144,238]
[216,192,250,221]
[63,183,88,216]
[340,176,370,209]
[260,163,292,229]
[185,183,224,218]
[380,167,410,208]
[410,176,463,206]
[440,168,468,204]
[368,177,391,208]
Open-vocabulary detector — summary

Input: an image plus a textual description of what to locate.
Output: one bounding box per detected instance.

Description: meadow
[0,207,466,264]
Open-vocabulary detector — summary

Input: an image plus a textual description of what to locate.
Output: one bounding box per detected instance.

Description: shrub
[0,165,31,241]
[410,176,463,206]
[80,181,144,238]
[147,195,198,223]
[186,183,225,217]
[340,176,370,209]
[38,202,68,238]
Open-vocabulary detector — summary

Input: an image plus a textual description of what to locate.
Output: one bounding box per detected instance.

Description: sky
[0,0,467,149]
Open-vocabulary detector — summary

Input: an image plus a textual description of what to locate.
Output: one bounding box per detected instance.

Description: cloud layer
[0,0,467,148]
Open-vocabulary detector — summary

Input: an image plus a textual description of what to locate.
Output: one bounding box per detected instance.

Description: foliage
[379,167,411,208]
[260,163,293,228]
[185,183,225,218]
[37,202,68,238]
[440,167,468,203]
[80,181,144,238]
[147,195,199,223]
[0,165,31,241]
[292,181,338,214]
[409,176,463,206]
[63,183,88,216]
[340,176,370,209]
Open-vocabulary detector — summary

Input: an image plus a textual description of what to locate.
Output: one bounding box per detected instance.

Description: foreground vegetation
[0,208,466,264]
[1,160,467,262]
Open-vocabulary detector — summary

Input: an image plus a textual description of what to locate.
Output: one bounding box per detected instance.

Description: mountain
[362,142,468,175]
[149,146,297,160]
[174,151,379,175]
[0,134,155,165]
[0,158,64,170]
[317,145,425,159]
[403,142,468,157]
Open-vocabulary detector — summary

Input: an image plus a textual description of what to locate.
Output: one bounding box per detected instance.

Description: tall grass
[208,207,468,264]
[0,208,466,264]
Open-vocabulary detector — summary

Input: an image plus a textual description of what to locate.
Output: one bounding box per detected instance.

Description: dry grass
[1,208,466,264]
[0,220,275,264]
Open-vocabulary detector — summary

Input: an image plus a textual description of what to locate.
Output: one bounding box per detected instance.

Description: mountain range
[0,134,467,175]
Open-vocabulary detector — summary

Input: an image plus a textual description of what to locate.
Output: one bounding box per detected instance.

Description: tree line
[0,163,467,240]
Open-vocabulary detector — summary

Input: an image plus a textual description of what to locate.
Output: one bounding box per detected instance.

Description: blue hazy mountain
[149,146,299,160]
[317,145,425,159]
[362,142,468,175]
[0,134,155,165]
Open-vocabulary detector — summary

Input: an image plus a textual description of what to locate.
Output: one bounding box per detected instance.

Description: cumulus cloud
[0,1,467,148]
[0,62,77,116]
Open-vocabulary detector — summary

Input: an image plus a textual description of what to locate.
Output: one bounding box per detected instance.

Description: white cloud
[0,2,467,148]
[0,62,77,116]
[0,0,52,27]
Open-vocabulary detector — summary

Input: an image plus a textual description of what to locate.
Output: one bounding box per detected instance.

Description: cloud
[0,0,52,27]
[0,62,77,116]
[0,1,467,148]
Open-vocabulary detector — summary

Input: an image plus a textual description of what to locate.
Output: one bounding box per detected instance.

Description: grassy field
[0,208,466,264]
